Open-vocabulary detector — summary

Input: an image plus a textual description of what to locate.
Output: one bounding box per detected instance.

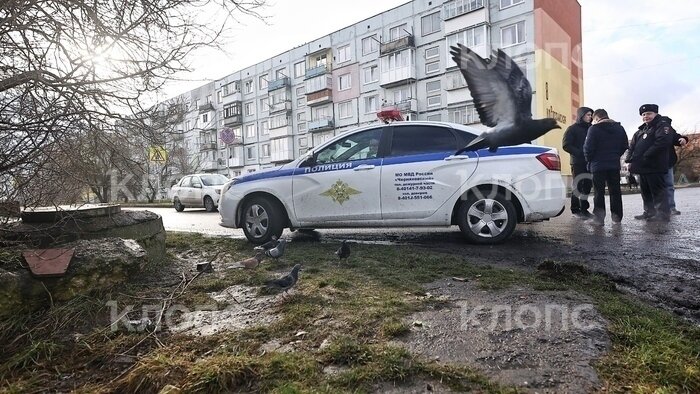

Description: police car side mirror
[300,155,316,168]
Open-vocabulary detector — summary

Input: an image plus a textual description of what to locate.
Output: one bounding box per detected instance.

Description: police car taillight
[536,153,561,171]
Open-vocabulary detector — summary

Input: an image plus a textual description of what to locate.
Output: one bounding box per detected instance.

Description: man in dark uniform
[626,104,673,222]
[562,106,593,218]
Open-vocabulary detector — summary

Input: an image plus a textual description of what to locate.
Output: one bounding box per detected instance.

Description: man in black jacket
[563,106,593,218]
[583,109,629,225]
[626,104,673,222]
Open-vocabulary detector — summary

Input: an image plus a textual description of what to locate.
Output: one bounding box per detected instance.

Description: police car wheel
[204,196,216,212]
[174,198,185,212]
[242,197,284,244]
[457,191,516,244]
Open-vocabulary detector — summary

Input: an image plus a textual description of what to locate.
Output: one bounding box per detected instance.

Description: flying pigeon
[264,239,287,259]
[265,264,301,294]
[449,44,560,152]
[335,240,350,262]
[237,252,265,269]
[254,235,279,252]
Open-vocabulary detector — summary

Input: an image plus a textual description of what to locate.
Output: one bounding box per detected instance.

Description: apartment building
[167,0,583,178]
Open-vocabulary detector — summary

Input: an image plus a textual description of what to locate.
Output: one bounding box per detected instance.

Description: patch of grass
[3,232,698,393]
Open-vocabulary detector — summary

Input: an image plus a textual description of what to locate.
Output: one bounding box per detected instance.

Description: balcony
[380,65,416,88]
[224,114,242,126]
[395,98,417,113]
[380,35,415,55]
[305,64,330,80]
[267,77,290,91]
[200,142,217,151]
[228,157,244,168]
[306,89,333,106]
[268,125,294,139]
[271,150,294,163]
[200,160,218,171]
[308,117,334,133]
[198,102,214,113]
[269,100,292,114]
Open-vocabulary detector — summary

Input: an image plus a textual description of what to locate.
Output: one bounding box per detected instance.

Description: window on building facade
[297,111,306,122]
[389,24,408,41]
[393,87,410,104]
[314,53,327,67]
[421,12,441,36]
[383,50,409,72]
[338,101,353,119]
[294,61,306,78]
[361,35,378,55]
[276,68,286,79]
[298,136,307,147]
[364,95,378,113]
[298,122,307,132]
[501,21,525,46]
[448,104,479,124]
[261,120,269,135]
[261,144,270,157]
[260,97,269,112]
[363,65,379,84]
[223,81,239,95]
[427,94,441,108]
[500,0,524,8]
[206,94,212,104]
[185,120,191,130]
[446,25,485,51]
[270,114,289,129]
[427,113,442,122]
[224,103,240,118]
[259,74,268,90]
[425,47,440,60]
[193,99,199,111]
[313,105,331,120]
[217,90,223,103]
[426,61,440,74]
[245,102,254,116]
[244,80,253,94]
[442,0,484,20]
[338,73,351,91]
[337,45,351,63]
[202,113,208,123]
[426,80,441,94]
[245,123,256,138]
[246,146,256,160]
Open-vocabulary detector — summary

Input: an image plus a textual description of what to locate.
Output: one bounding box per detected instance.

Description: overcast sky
[164,0,700,136]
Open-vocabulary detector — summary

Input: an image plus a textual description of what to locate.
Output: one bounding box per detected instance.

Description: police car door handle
[444,155,470,161]
[354,164,375,171]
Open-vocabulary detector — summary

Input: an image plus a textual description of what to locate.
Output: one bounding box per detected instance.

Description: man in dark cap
[625,104,673,222]
[562,107,593,218]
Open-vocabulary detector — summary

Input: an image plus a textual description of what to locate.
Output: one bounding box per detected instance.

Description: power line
[587,54,700,79]
[583,16,700,32]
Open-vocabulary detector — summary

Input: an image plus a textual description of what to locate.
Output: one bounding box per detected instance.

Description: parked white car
[171,173,229,212]
[219,122,566,244]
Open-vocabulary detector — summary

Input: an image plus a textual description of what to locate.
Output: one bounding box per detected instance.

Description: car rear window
[389,125,458,156]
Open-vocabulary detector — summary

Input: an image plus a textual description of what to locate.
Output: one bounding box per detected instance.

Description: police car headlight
[221,179,237,195]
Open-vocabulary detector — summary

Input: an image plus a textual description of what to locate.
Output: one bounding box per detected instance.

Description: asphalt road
[126,186,700,323]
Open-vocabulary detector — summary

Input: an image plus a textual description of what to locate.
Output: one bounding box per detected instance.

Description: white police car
[219,122,566,245]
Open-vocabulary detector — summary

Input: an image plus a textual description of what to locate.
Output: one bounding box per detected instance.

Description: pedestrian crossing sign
[148,146,168,163]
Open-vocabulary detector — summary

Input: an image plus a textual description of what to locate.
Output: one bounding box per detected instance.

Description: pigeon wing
[450,44,526,127]
[492,49,532,121]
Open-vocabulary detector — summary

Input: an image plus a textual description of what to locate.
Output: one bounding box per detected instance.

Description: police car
[219,121,566,245]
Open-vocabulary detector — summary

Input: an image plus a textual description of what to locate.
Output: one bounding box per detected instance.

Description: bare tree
[674,132,700,183]
[0,0,265,207]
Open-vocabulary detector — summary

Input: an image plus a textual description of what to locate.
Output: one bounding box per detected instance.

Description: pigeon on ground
[237,252,265,269]
[449,44,560,153]
[265,264,301,294]
[264,238,287,259]
[254,235,279,252]
[335,240,350,262]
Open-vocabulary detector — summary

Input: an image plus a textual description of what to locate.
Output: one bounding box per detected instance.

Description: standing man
[583,109,629,225]
[626,104,673,222]
[563,106,593,218]
[665,126,689,214]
